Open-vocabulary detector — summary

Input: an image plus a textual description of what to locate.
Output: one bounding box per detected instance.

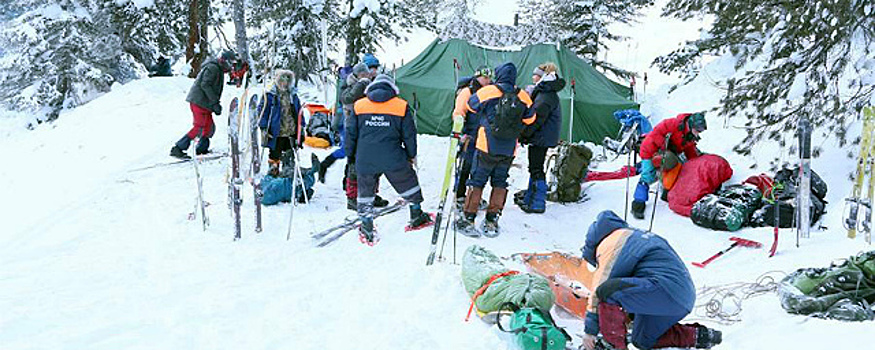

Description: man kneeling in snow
[579,210,722,350]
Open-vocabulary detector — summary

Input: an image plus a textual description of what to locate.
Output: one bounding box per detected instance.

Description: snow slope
[2,3,873,350]
[0,67,871,350]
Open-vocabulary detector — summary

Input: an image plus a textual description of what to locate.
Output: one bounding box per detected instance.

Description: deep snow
[2,2,874,350]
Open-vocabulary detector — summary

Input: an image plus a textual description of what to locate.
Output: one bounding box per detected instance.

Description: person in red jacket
[631,112,707,219]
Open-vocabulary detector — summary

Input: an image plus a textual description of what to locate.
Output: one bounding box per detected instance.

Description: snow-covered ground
[2,2,873,349]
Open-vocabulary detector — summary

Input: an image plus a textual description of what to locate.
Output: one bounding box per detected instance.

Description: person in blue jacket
[346,74,432,245]
[258,69,305,177]
[579,210,722,350]
[518,62,565,214]
[454,62,535,238]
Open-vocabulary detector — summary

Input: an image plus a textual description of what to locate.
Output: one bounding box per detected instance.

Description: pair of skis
[227,71,265,240]
[844,107,875,244]
[311,200,406,247]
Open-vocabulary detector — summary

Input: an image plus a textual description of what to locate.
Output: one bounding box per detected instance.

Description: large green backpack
[547,142,593,203]
[498,303,570,350]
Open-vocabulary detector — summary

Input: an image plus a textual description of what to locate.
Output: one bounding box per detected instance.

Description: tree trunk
[344,0,361,66]
[232,0,249,63]
[186,0,209,78]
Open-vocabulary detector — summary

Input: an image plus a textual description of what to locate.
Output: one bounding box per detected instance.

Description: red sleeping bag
[667,154,733,216]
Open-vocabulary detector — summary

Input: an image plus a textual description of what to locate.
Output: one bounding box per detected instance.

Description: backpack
[498,303,570,350]
[547,142,593,203]
[491,87,528,139]
[307,111,332,140]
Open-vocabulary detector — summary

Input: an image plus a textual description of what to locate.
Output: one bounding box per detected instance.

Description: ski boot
[169,145,191,160]
[454,213,479,237]
[405,204,435,232]
[358,218,378,246]
[695,325,722,349]
[631,201,646,220]
[481,212,501,238]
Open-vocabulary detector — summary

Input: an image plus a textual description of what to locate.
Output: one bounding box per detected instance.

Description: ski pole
[568,78,575,142]
[693,237,762,268]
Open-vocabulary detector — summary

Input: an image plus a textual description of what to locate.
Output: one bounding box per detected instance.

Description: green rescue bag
[498,303,570,350]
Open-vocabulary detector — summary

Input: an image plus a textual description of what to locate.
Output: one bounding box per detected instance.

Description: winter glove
[212,103,222,115]
[640,159,657,184]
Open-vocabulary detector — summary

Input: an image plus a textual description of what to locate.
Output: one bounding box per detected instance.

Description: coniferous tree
[249,0,338,86]
[655,0,875,164]
[339,0,436,66]
[0,0,187,121]
[518,0,654,78]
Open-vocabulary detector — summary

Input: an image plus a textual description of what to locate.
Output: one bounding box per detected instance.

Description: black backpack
[491,87,528,139]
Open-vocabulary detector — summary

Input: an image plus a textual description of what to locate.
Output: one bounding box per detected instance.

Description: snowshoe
[454,214,479,238]
[358,219,378,246]
[513,189,527,206]
[405,212,435,232]
[373,195,390,208]
[481,214,500,238]
[170,146,191,160]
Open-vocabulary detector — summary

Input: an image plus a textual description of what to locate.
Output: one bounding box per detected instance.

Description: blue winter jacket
[524,77,566,147]
[466,62,535,156]
[258,85,303,150]
[580,210,695,336]
[346,81,417,175]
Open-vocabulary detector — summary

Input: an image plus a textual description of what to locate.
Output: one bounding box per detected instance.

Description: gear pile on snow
[690,184,762,231]
[779,250,875,321]
[461,245,555,316]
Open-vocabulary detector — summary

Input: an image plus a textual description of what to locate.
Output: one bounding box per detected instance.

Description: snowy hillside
[2,1,874,349]
[0,66,872,350]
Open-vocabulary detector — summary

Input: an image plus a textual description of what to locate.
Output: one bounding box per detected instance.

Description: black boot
[373,195,389,208]
[695,326,722,349]
[170,145,191,160]
[631,201,646,220]
[318,154,337,183]
[408,204,433,228]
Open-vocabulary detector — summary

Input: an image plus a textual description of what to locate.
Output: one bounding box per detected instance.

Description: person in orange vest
[346,74,433,245]
[452,66,493,211]
[454,62,535,238]
[631,112,707,219]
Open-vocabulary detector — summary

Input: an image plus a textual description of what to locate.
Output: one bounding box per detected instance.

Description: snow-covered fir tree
[248,0,338,86]
[339,0,436,66]
[0,0,187,122]
[518,0,654,78]
[655,0,875,165]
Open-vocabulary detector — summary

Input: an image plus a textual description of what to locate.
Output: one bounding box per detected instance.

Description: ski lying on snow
[313,200,405,247]
[129,152,228,172]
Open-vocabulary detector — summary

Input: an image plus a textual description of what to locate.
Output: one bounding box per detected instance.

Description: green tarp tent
[395,38,639,144]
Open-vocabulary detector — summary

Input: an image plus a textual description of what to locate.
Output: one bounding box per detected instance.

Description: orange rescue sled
[519,252,595,319]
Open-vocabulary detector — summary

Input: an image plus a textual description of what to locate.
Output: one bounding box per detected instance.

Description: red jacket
[639,113,699,162]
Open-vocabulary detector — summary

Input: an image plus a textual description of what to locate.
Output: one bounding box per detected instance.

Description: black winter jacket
[522,77,566,148]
